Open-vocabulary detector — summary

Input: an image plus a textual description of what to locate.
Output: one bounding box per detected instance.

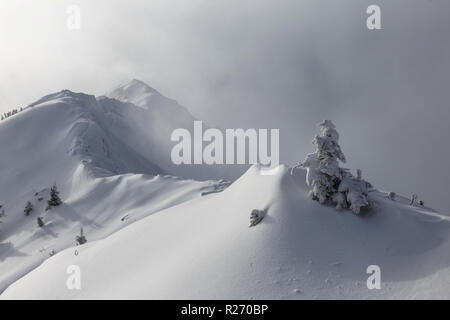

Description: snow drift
[3,165,450,299]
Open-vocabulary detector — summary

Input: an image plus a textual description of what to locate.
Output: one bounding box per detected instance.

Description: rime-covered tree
[299,120,346,204]
[293,120,372,214]
[76,228,87,245]
[24,201,33,216]
[46,184,62,210]
[337,168,371,214]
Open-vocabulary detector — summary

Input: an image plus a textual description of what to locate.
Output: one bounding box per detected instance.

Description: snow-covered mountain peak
[107,79,161,109]
[129,78,158,91]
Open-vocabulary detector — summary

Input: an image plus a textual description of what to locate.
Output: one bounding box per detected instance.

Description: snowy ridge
[3,165,450,299]
[0,83,227,294]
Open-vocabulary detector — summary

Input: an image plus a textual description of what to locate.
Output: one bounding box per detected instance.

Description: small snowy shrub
[295,120,372,214]
[24,201,33,216]
[37,217,45,227]
[249,209,264,227]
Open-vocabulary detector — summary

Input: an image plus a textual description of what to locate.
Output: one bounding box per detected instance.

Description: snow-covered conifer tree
[76,228,87,245]
[298,120,345,204]
[295,120,372,214]
[46,184,62,210]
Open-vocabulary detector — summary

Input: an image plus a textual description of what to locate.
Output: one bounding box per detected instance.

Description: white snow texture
[1,80,450,300]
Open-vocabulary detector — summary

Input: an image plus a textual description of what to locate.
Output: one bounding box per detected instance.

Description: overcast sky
[1,0,450,212]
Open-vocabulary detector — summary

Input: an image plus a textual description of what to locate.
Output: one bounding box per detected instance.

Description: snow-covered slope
[3,165,450,299]
[0,86,226,294]
[2,80,450,299]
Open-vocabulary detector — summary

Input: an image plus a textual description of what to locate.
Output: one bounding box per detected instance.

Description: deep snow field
[1,80,450,299]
